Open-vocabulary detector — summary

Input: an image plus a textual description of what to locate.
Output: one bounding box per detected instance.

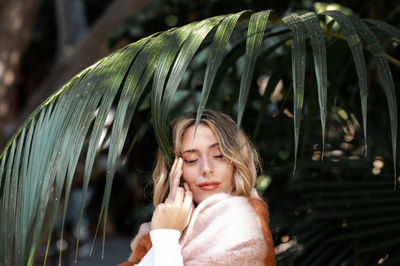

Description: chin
[194,194,207,204]
[194,191,221,204]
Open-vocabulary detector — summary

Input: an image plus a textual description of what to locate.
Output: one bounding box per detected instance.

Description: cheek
[217,159,234,174]
[220,163,234,188]
[226,165,234,183]
[182,165,197,183]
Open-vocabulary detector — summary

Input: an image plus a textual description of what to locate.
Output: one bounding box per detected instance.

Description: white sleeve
[134,229,183,266]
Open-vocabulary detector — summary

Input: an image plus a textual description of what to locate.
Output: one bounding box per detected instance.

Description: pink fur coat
[120,192,275,266]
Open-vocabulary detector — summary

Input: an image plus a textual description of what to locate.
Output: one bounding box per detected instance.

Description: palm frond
[300,12,328,157]
[237,10,271,132]
[0,8,399,266]
[323,11,368,155]
[151,26,192,167]
[351,15,398,184]
[282,13,306,170]
[159,15,225,165]
[196,11,250,132]
[364,19,400,42]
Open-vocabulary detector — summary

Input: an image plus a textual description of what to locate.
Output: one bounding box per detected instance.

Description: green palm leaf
[350,15,398,184]
[0,8,398,266]
[364,19,400,41]
[282,13,306,169]
[158,15,225,165]
[94,34,164,257]
[300,12,328,157]
[151,27,192,166]
[74,41,150,260]
[1,141,15,265]
[196,11,250,130]
[323,10,368,154]
[237,10,271,131]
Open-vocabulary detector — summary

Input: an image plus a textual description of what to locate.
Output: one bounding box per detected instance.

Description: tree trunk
[54,0,88,60]
[21,0,151,122]
[0,0,42,134]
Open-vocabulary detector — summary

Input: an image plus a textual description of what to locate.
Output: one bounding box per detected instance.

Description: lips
[198,181,221,191]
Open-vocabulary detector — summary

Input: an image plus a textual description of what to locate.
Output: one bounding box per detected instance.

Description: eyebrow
[183,142,219,154]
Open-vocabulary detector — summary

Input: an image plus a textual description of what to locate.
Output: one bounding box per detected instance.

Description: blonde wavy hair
[152,109,261,206]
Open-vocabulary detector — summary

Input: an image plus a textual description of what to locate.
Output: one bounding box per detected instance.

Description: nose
[201,156,213,176]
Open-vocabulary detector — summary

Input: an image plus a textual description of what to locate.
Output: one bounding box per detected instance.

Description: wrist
[150,229,181,245]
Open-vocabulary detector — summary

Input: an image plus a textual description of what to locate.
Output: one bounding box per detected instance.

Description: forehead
[181,124,218,150]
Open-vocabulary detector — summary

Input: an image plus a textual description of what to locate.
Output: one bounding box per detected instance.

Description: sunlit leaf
[75,37,150,260]
[160,15,225,165]
[196,11,250,129]
[152,26,194,167]
[95,33,167,257]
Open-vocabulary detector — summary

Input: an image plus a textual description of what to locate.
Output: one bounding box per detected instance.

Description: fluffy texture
[120,192,275,266]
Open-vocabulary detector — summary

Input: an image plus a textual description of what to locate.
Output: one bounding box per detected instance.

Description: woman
[120,109,275,265]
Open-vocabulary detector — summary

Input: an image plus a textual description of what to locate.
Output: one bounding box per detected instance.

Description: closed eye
[214,155,224,158]
[184,159,198,164]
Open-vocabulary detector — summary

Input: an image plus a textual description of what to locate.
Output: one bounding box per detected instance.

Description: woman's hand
[151,157,194,232]
[168,157,184,201]
[151,186,193,232]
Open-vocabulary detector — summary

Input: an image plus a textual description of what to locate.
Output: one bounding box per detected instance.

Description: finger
[183,191,194,227]
[168,157,180,198]
[170,157,179,176]
[169,158,181,186]
[151,204,165,230]
[165,197,173,204]
[173,187,184,205]
[183,182,191,192]
[171,156,178,169]
[183,190,193,210]
[170,160,183,198]
[177,156,183,169]
[172,168,182,189]
[173,157,183,183]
